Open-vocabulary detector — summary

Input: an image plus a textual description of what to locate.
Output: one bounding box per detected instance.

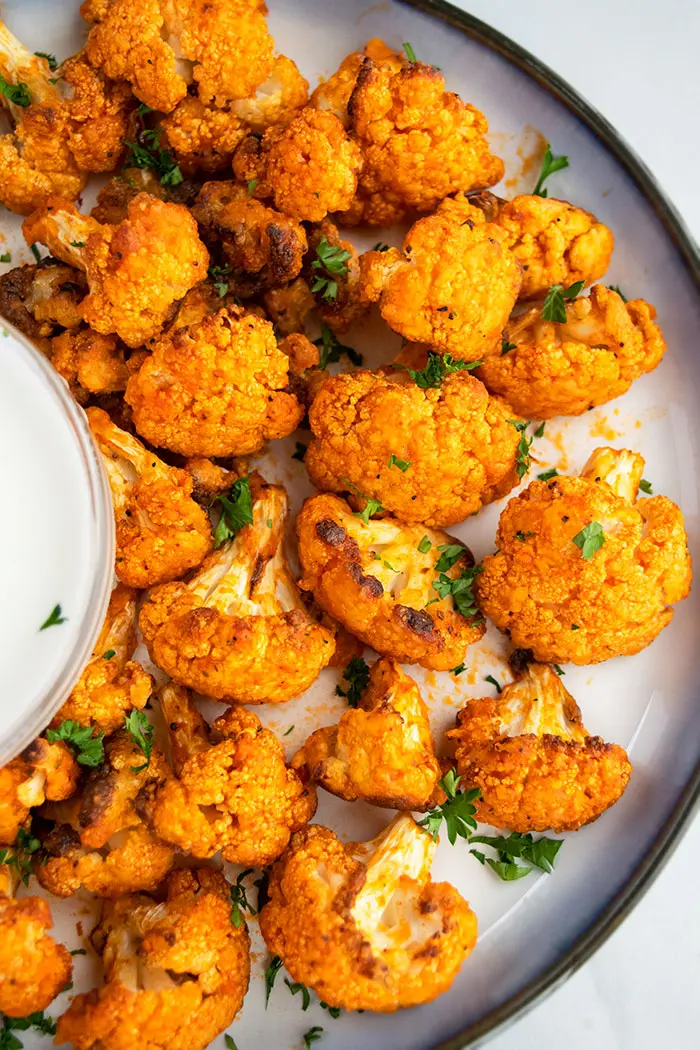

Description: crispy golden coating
[306,219,368,333]
[477,285,666,419]
[52,585,152,735]
[341,59,504,225]
[478,447,693,663]
[0,893,72,1017]
[139,476,336,702]
[183,457,245,503]
[309,38,404,126]
[55,867,250,1050]
[262,275,315,335]
[0,260,86,354]
[449,655,632,832]
[125,306,303,457]
[0,738,80,845]
[23,193,209,348]
[233,107,363,222]
[140,684,316,866]
[297,493,485,670]
[360,195,521,358]
[61,49,135,173]
[230,54,308,131]
[161,97,247,176]
[292,657,440,809]
[88,408,212,588]
[50,328,131,403]
[89,167,195,226]
[305,367,522,526]
[260,814,477,1012]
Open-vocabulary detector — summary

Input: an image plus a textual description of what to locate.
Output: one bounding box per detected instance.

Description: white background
[454,2,700,1047]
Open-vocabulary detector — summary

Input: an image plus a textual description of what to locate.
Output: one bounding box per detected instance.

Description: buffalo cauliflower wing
[139,475,336,702]
[139,683,316,866]
[60,49,136,173]
[477,446,692,663]
[23,193,209,348]
[230,54,308,130]
[360,194,521,358]
[260,813,478,1012]
[88,407,212,588]
[0,259,86,354]
[297,493,485,670]
[477,284,666,419]
[304,365,522,526]
[262,276,315,335]
[161,97,247,176]
[55,867,250,1050]
[449,652,632,832]
[51,584,152,735]
[0,737,79,845]
[309,38,403,126]
[50,327,133,403]
[0,888,72,1018]
[124,305,304,457]
[292,656,441,809]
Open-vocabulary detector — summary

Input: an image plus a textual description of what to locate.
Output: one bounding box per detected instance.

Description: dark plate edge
[393,1,700,1047]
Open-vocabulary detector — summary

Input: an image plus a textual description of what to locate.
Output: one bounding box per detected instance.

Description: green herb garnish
[402,42,417,62]
[335,656,370,708]
[35,52,58,71]
[0,828,41,887]
[501,340,516,355]
[264,955,283,1006]
[470,831,563,880]
[533,143,569,197]
[417,535,432,554]
[608,284,628,302]
[639,478,653,494]
[213,477,254,548]
[484,674,502,692]
[303,1026,324,1048]
[314,324,362,369]
[229,868,256,928]
[46,720,104,767]
[0,76,31,107]
[124,710,154,773]
[285,978,311,1010]
[124,128,183,187]
[541,280,585,323]
[311,237,351,301]
[341,477,382,525]
[572,521,605,560]
[387,454,410,472]
[247,178,259,195]
[396,351,481,389]
[507,420,533,480]
[537,468,558,482]
[39,604,67,630]
[102,649,116,660]
[417,769,480,844]
[429,564,483,621]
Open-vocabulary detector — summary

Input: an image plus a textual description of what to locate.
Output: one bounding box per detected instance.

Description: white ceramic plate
[3,1,700,1048]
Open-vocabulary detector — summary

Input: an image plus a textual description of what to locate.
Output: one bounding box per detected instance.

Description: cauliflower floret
[233,107,363,222]
[82,0,274,112]
[292,657,440,809]
[50,328,132,403]
[87,407,212,588]
[477,284,666,419]
[297,493,485,670]
[449,652,632,831]
[161,97,247,176]
[260,813,477,1012]
[60,49,136,173]
[0,891,72,1017]
[36,730,173,898]
[262,276,315,335]
[230,54,308,130]
[305,366,522,526]
[124,305,303,457]
[339,59,504,225]
[55,867,250,1050]
[23,193,210,348]
[139,475,336,702]
[0,259,86,354]
[309,38,404,126]
[51,585,153,734]
[0,20,85,215]
[360,194,521,358]
[0,737,79,845]
[477,446,693,663]
[138,683,316,866]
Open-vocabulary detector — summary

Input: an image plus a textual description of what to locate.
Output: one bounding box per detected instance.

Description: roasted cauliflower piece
[292,657,441,809]
[340,58,504,225]
[0,884,72,1018]
[477,284,666,419]
[449,652,632,832]
[50,327,132,403]
[139,475,335,702]
[477,447,692,664]
[60,49,136,173]
[55,867,250,1050]
[0,259,86,354]
[23,193,209,348]
[0,737,80,845]
[297,493,485,670]
[230,54,308,130]
[304,365,522,526]
[51,585,153,735]
[309,38,404,126]
[124,305,304,457]
[260,814,478,1012]
[161,97,247,177]
[262,275,315,335]
[82,0,274,112]
[87,407,212,588]
[233,107,363,222]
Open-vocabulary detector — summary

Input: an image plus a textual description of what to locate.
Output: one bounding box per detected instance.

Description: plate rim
[395,1,700,1047]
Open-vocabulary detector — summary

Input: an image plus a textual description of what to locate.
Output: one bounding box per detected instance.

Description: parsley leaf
[285,978,311,1011]
[303,1026,324,1048]
[264,955,283,1006]
[450,662,466,676]
[35,51,58,71]
[124,710,153,773]
[39,604,67,630]
[0,828,41,886]
[514,530,535,542]
[335,656,370,708]
[537,467,558,482]
[541,280,585,323]
[0,76,31,107]
[136,103,153,116]
[484,674,502,692]
[388,454,410,472]
[341,477,382,524]
[292,442,307,462]
[213,477,254,548]
[46,720,104,768]
[70,949,87,956]
[208,263,232,298]
[470,831,563,877]
[507,420,533,480]
[0,252,11,263]
[572,521,606,560]
[501,340,516,355]
[314,323,362,369]
[553,664,565,676]
[224,1037,239,1050]
[533,143,569,197]
[430,565,483,621]
[30,244,42,263]
[608,284,628,302]
[403,42,417,62]
[373,242,390,252]
[434,543,466,573]
[639,478,653,494]
[311,237,351,301]
[533,421,545,438]
[1,1010,57,1045]
[247,178,259,195]
[417,535,432,554]
[417,769,480,844]
[229,868,256,927]
[123,128,183,187]
[396,351,481,389]
[102,649,116,660]
[320,1002,341,1019]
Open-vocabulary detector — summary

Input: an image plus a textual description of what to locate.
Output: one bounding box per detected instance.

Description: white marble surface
[454,2,700,1046]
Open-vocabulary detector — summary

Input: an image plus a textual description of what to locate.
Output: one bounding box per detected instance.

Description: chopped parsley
[70,949,87,956]
[224,1037,239,1050]
[417,769,480,844]
[515,530,535,542]
[417,535,432,554]
[335,655,370,708]
[507,420,533,479]
[229,868,257,927]
[373,242,390,252]
[0,1010,57,1046]
[35,52,58,71]
[303,1026,324,1048]
[39,604,67,630]
[572,521,606,560]
[46,720,104,767]
[136,103,153,116]
[314,323,362,369]
[264,955,283,1006]
[387,454,410,472]
[434,543,466,573]
[451,663,466,676]
[0,252,11,263]
[102,649,116,660]
[571,624,580,631]
[247,178,259,195]
[70,241,85,248]
[402,42,417,62]
[285,978,311,1010]
[213,477,254,548]
[639,478,653,494]
[124,710,154,773]
[533,143,569,197]
[533,421,545,438]
[292,442,307,462]
[124,128,183,187]
[553,664,565,676]
[470,831,563,880]
[208,263,232,298]
[0,828,41,886]
[608,284,628,302]
[320,1002,341,1019]
[0,76,31,107]
[341,477,382,524]
[283,725,294,736]
[537,467,559,482]
[501,339,517,355]
[429,564,483,622]
[484,674,502,693]
[541,280,585,323]
[396,351,481,389]
[30,244,42,263]
[311,237,351,301]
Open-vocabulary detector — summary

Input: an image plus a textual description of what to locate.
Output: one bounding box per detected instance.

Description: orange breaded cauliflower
[88,408,212,588]
[233,107,363,222]
[304,365,522,526]
[0,259,86,354]
[35,730,174,899]
[51,585,152,735]
[260,814,478,1012]
[125,306,304,458]
[360,194,521,358]
[340,58,504,225]
[0,880,72,1018]
[230,54,308,131]
[477,447,692,664]
[449,652,632,832]
[297,493,485,670]
[0,737,79,845]
[263,276,315,335]
[309,38,404,126]
[50,328,132,403]
[23,193,209,348]
[55,867,250,1050]
[0,21,85,215]
[82,0,274,112]
[161,97,246,176]
[476,284,666,419]
[139,475,336,702]
[292,657,441,809]
[139,683,316,866]
[60,49,135,173]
